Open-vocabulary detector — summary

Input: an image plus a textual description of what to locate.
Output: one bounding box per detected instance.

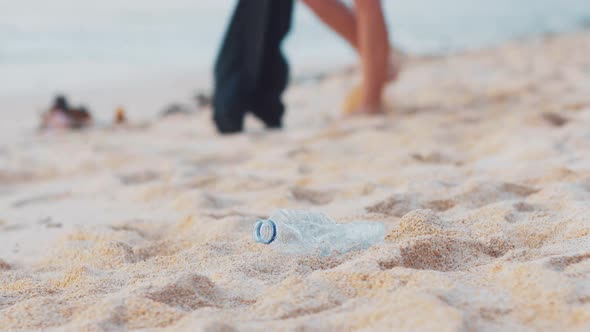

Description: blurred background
[1,0,589,113]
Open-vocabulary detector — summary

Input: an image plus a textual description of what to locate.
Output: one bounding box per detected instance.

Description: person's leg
[301,0,358,51]
[303,0,400,81]
[303,0,399,114]
[354,0,389,113]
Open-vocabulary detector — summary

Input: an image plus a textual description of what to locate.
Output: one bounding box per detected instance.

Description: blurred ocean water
[1,0,589,96]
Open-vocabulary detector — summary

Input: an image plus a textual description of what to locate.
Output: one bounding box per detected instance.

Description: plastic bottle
[253,209,385,256]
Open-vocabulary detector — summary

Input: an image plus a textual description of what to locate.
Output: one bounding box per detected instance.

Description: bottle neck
[254,219,277,244]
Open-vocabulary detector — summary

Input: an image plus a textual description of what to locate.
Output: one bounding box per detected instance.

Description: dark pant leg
[213,0,270,134]
[248,0,294,129]
[213,0,293,134]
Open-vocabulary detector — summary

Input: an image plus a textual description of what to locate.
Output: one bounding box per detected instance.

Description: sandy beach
[1,31,590,331]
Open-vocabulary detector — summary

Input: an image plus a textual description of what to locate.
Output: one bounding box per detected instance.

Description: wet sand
[1,32,590,331]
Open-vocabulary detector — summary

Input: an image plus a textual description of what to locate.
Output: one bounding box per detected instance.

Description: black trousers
[213,0,294,134]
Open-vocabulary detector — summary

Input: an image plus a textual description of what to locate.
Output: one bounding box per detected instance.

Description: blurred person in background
[213,0,398,134]
[303,0,401,114]
[213,0,294,134]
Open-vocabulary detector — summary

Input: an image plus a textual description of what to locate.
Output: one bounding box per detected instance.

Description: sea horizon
[1,0,589,98]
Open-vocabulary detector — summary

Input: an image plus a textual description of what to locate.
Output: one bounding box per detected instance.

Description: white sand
[1,32,590,331]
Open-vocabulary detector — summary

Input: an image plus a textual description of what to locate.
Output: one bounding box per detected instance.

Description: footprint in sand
[513,202,537,213]
[365,194,421,217]
[253,277,344,320]
[67,295,185,330]
[541,112,570,127]
[501,183,540,197]
[504,201,542,223]
[110,224,151,240]
[188,154,250,168]
[478,307,513,321]
[12,192,70,208]
[454,182,539,208]
[142,274,222,311]
[424,199,456,212]
[366,194,456,217]
[411,151,456,165]
[545,253,590,271]
[199,192,241,210]
[118,170,160,185]
[287,147,311,159]
[0,170,38,185]
[38,216,63,228]
[290,186,334,206]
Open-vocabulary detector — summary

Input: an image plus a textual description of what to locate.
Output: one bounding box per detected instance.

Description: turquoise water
[1,0,589,96]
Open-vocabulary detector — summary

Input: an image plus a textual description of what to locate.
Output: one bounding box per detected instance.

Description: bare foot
[342,47,402,115]
[342,86,388,116]
[342,85,363,115]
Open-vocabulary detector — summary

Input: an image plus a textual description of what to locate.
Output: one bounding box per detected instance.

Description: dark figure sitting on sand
[41,95,93,129]
[213,0,294,134]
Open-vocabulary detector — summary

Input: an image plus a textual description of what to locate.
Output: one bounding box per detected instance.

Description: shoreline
[2,29,589,128]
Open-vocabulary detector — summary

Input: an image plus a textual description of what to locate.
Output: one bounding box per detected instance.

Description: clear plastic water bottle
[253,209,385,256]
